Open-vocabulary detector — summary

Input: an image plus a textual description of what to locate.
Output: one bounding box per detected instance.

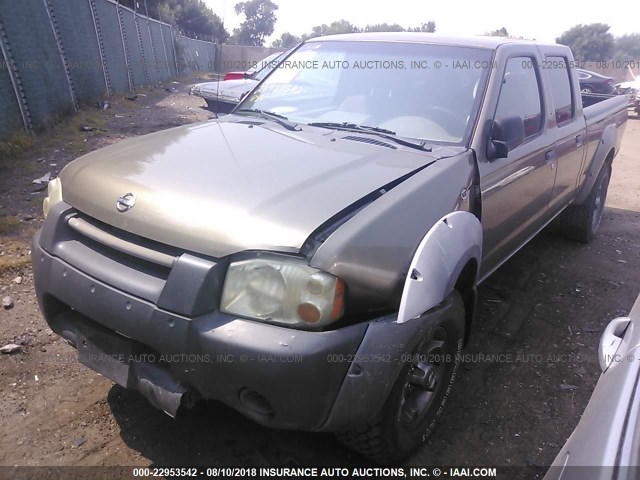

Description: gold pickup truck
[33,33,628,462]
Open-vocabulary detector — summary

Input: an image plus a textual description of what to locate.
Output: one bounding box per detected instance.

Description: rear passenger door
[543,52,587,215]
[475,50,557,279]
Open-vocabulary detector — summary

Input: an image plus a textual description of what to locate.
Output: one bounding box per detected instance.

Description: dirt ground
[0,83,639,475]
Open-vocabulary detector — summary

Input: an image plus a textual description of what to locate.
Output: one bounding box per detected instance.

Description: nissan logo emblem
[116,193,136,213]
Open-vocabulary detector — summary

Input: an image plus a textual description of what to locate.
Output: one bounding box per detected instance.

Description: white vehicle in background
[615,68,640,116]
[544,293,640,479]
[191,52,284,113]
[615,81,640,116]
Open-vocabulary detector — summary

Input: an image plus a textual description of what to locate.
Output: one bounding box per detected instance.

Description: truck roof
[306,32,556,50]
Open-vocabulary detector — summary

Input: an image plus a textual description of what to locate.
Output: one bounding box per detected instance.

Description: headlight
[220,257,345,329]
[42,177,62,219]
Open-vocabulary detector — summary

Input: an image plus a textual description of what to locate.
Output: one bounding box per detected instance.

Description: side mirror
[487,116,525,160]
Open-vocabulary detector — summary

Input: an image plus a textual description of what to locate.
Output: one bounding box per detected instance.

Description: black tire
[560,164,611,243]
[337,291,465,464]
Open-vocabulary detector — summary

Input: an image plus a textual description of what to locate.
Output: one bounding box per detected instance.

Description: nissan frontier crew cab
[33,33,628,463]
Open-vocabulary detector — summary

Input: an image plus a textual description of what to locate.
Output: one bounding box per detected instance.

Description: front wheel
[560,164,611,243]
[337,291,465,464]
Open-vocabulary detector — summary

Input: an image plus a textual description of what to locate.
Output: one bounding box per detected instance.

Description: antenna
[214,0,228,119]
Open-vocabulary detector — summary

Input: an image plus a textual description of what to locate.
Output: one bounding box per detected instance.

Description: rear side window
[495,57,543,139]
[546,56,574,125]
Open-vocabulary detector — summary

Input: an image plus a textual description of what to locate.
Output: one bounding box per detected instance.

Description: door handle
[598,317,631,371]
[545,150,556,163]
[575,134,584,146]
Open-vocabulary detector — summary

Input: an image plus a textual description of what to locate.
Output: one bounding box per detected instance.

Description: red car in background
[223,52,283,81]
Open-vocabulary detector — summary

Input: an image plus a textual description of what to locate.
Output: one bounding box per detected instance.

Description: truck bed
[582,92,628,112]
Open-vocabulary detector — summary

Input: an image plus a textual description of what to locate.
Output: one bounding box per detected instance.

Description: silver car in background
[545,293,640,480]
[191,52,284,112]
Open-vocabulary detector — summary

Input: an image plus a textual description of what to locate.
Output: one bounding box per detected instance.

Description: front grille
[47,210,184,303]
[67,216,176,268]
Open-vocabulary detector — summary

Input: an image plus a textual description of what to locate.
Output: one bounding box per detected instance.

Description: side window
[495,57,543,140]
[546,56,574,125]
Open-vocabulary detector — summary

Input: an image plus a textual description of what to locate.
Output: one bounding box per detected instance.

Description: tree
[556,23,614,62]
[174,1,228,42]
[272,32,300,48]
[613,33,640,61]
[408,21,436,33]
[303,20,360,39]
[120,0,229,42]
[486,27,509,37]
[364,23,405,33]
[298,19,436,41]
[231,0,279,46]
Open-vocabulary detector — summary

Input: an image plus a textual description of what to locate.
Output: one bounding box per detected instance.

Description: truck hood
[60,118,451,258]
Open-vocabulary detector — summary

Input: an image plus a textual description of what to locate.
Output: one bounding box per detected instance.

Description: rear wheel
[337,291,465,464]
[560,164,611,243]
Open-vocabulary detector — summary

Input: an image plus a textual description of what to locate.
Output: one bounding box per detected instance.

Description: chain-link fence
[0,0,216,138]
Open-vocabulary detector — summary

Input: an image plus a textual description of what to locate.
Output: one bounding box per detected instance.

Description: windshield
[252,53,285,81]
[238,41,493,145]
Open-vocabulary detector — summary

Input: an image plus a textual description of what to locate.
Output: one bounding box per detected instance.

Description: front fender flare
[397,211,482,324]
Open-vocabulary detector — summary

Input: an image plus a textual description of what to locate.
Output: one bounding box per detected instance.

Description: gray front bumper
[32,204,453,431]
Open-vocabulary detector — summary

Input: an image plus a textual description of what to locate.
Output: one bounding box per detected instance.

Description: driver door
[477,53,557,279]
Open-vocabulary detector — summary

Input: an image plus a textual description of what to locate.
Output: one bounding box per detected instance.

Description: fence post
[158,20,171,77]
[170,26,179,76]
[116,1,134,90]
[0,18,32,131]
[42,0,78,111]
[142,0,160,81]
[88,0,112,96]
[133,9,149,85]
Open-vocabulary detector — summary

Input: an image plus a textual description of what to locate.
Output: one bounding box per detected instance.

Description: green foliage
[613,34,640,61]
[301,20,360,40]
[230,0,279,46]
[485,27,509,37]
[119,0,229,42]
[0,131,35,168]
[365,23,405,33]
[299,19,436,40]
[556,23,614,62]
[271,32,301,48]
[407,21,436,33]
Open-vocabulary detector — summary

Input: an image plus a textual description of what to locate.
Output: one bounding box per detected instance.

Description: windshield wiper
[235,109,301,131]
[307,122,432,152]
[308,122,397,135]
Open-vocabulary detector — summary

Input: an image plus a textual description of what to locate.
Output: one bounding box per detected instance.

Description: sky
[203,0,637,44]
